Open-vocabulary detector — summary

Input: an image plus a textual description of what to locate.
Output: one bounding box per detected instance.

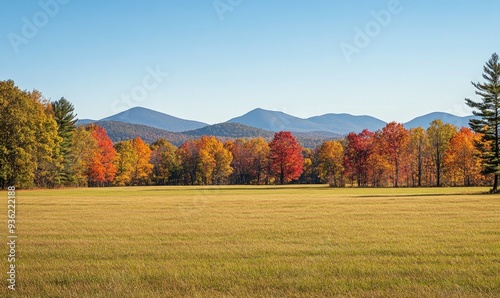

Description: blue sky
[1,0,499,124]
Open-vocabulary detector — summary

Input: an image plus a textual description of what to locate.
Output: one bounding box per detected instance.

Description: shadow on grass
[357,192,489,198]
[141,185,491,198]
[143,185,331,192]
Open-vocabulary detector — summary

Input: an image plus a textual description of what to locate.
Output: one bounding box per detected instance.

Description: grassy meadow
[1,186,499,297]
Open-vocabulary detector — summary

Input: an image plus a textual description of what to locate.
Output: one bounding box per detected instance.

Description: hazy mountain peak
[404,112,477,129]
[102,106,207,132]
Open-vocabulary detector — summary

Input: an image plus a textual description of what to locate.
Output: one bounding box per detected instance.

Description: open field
[1,186,499,297]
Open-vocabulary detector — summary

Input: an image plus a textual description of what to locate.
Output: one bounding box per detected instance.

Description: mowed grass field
[1,186,499,297]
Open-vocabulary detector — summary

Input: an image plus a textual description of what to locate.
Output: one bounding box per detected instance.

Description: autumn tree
[344,129,375,187]
[177,137,232,185]
[0,81,62,188]
[317,140,344,187]
[114,140,135,186]
[86,124,117,186]
[69,126,98,187]
[32,90,63,188]
[52,97,77,185]
[444,127,483,186]
[198,136,233,185]
[226,139,252,184]
[427,120,457,186]
[408,127,427,187]
[131,137,153,185]
[268,132,304,185]
[247,137,270,184]
[379,122,409,187]
[150,139,180,185]
[177,140,200,185]
[113,137,153,185]
[466,53,500,192]
[297,148,313,184]
[368,131,391,187]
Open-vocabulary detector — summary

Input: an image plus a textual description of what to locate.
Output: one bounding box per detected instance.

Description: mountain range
[227,108,388,134]
[77,107,477,147]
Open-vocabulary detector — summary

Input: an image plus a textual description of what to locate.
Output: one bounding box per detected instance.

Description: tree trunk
[492,174,498,193]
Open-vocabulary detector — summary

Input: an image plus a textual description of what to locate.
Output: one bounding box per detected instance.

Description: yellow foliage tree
[317,140,344,187]
[198,136,233,185]
[132,137,153,185]
[114,140,135,186]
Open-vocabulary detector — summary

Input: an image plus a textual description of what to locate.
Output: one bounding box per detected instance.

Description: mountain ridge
[404,112,477,129]
[101,106,207,132]
[77,107,477,146]
[82,120,336,148]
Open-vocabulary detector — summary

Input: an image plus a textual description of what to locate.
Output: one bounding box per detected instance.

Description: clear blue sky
[1,0,499,124]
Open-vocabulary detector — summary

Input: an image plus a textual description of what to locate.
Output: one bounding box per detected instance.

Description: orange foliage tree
[444,127,483,186]
[131,137,153,185]
[86,124,117,186]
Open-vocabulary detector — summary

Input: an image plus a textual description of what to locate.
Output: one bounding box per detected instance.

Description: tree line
[1,53,499,190]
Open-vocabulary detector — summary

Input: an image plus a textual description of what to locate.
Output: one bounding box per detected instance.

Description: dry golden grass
[1,186,499,297]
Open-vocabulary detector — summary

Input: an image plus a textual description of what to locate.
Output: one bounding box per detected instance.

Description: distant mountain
[404,112,477,129]
[77,107,480,148]
[183,123,339,148]
[227,108,322,132]
[183,122,274,138]
[227,108,386,134]
[102,107,208,132]
[79,120,338,148]
[85,120,191,146]
[307,113,386,135]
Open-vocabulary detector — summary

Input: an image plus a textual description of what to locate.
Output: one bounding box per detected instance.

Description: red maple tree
[344,129,375,187]
[268,131,304,185]
[379,122,409,187]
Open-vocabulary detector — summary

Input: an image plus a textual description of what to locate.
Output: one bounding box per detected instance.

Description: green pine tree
[52,97,78,185]
[466,53,500,192]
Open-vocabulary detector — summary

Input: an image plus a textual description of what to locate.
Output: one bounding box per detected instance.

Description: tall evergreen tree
[52,97,77,185]
[466,53,500,192]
